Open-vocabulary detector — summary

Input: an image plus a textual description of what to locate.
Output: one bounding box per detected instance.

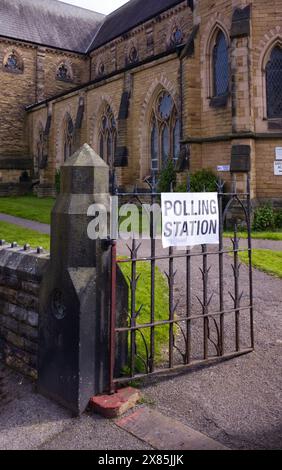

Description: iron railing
[109,173,254,393]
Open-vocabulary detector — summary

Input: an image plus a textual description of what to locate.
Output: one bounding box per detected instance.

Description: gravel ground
[117,239,282,450]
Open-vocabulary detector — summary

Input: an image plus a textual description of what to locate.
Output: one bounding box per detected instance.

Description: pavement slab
[116,407,228,450]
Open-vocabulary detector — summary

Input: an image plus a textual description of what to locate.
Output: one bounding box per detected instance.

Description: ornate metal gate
[109,174,254,393]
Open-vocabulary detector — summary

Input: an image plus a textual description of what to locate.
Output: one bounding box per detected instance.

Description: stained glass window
[151,118,158,171]
[98,104,117,167]
[64,115,74,161]
[161,125,170,167]
[173,119,180,164]
[150,91,179,172]
[171,27,183,47]
[57,64,71,81]
[4,51,21,72]
[266,46,282,119]
[213,31,229,97]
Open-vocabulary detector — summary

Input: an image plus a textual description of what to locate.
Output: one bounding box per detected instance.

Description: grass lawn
[239,249,282,279]
[119,261,169,371]
[224,231,282,241]
[0,195,55,224]
[0,221,50,250]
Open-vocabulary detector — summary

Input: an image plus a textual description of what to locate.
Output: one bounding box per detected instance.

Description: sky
[59,0,129,15]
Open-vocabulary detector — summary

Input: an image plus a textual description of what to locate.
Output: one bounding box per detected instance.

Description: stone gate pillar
[38,144,126,416]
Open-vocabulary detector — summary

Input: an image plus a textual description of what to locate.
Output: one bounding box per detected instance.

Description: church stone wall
[89,1,192,80]
[13,0,282,205]
[0,38,89,185]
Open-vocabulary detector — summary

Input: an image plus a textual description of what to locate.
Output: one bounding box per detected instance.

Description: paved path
[0,213,50,235]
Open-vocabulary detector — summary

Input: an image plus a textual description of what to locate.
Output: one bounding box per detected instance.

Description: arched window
[150,90,179,172]
[64,115,74,161]
[170,27,183,48]
[97,61,105,77]
[212,30,229,97]
[98,104,117,167]
[4,50,23,73]
[266,46,282,119]
[128,46,138,64]
[57,63,72,82]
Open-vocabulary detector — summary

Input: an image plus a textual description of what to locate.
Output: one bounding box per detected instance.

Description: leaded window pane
[158,93,174,120]
[99,134,104,160]
[150,90,179,172]
[99,104,117,166]
[266,46,282,118]
[151,119,158,171]
[173,119,180,163]
[161,125,170,167]
[107,134,113,165]
[213,31,229,97]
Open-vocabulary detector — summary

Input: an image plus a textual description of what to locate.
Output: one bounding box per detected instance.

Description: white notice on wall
[274,161,282,176]
[161,193,219,249]
[275,148,282,160]
[217,165,230,172]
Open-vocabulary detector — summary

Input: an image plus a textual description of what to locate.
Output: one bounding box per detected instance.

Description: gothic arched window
[213,30,229,97]
[57,63,72,82]
[98,104,117,167]
[64,115,74,161]
[266,46,282,119]
[129,46,138,64]
[170,27,183,47]
[150,90,179,172]
[4,51,23,73]
[97,61,105,77]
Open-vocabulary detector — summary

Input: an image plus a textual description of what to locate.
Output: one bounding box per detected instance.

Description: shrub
[176,169,218,193]
[157,160,176,193]
[274,210,282,229]
[55,170,61,194]
[252,205,275,231]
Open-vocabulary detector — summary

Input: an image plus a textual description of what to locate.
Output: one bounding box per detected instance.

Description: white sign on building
[161,193,219,249]
[275,147,282,160]
[274,161,282,176]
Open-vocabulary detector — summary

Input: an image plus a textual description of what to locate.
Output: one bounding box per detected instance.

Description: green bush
[157,160,176,193]
[176,169,218,193]
[274,210,282,229]
[55,170,61,194]
[253,205,275,231]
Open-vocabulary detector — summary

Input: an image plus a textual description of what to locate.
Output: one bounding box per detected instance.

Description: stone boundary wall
[0,244,49,379]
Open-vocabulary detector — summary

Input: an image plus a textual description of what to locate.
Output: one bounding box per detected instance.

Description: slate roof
[87,0,185,52]
[0,0,104,53]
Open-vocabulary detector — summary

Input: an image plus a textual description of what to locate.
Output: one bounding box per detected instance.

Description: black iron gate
[109,174,254,393]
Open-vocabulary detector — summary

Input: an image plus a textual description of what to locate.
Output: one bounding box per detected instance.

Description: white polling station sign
[161,192,219,249]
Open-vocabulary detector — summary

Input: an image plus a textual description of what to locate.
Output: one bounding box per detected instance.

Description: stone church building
[0,0,282,205]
